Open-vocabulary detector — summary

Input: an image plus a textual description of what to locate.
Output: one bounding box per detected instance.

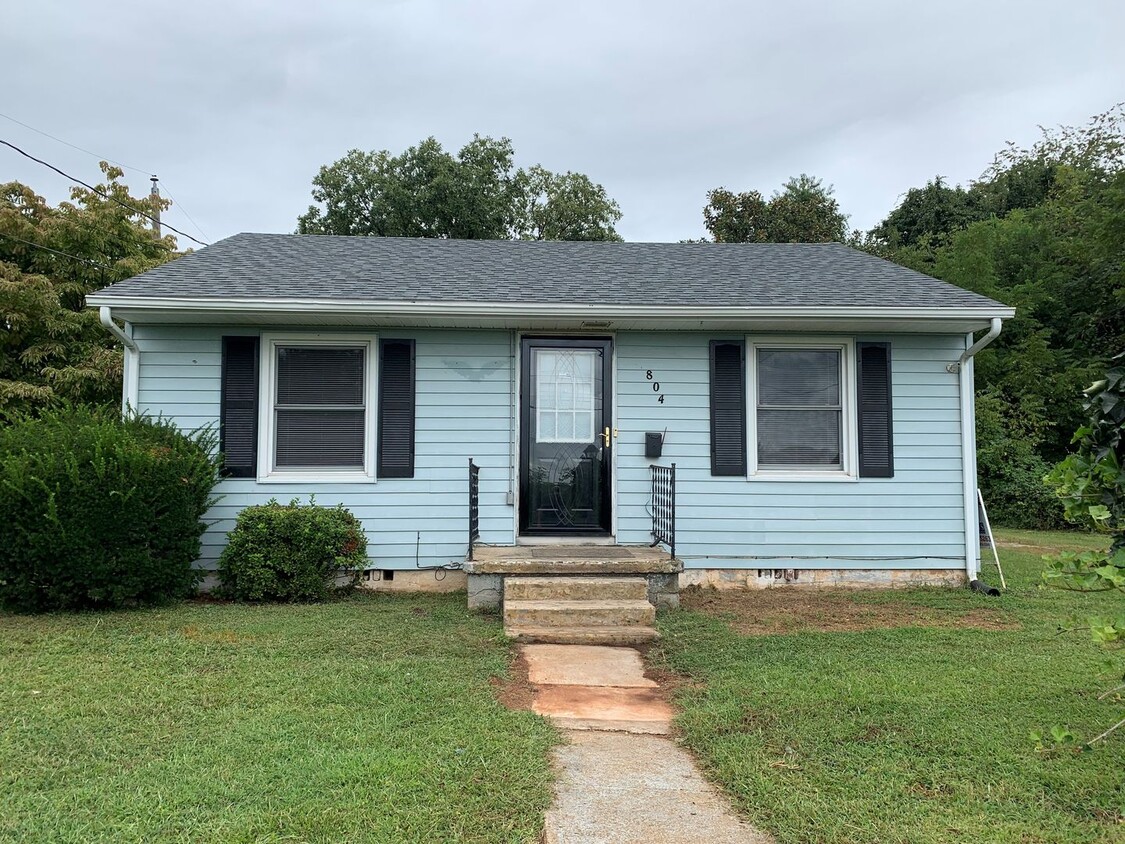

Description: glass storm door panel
[520,338,612,535]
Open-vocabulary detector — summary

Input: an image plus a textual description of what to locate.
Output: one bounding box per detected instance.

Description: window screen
[274,346,365,469]
[756,348,842,468]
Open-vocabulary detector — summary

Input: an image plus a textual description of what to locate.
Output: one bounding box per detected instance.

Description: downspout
[99,306,139,413]
[946,317,1002,584]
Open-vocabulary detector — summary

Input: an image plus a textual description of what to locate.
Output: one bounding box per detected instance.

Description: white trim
[256,332,378,484]
[86,294,1015,323]
[745,336,857,481]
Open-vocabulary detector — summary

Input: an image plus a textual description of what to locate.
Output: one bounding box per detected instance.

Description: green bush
[217,499,368,602]
[0,406,220,612]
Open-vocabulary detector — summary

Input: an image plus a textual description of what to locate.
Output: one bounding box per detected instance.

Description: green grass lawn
[0,593,555,844]
[654,529,1125,844]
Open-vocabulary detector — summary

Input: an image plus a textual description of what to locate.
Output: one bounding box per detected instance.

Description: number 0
[652,382,660,392]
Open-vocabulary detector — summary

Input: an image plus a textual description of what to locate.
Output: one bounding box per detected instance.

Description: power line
[159,184,210,243]
[0,231,113,270]
[0,138,209,247]
[0,111,152,176]
[0,112,211,244]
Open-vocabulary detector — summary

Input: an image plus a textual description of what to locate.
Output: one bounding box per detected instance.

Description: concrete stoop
[503,576,659,646]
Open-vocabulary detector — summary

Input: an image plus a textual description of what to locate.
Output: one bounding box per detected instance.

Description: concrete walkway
[522,644,772,844]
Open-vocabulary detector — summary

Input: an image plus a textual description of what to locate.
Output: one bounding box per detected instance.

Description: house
[88,235,1013,637]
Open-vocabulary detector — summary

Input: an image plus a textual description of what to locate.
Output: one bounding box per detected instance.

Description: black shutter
[378,339,416,478]
[710,340,747,476]
[857,342,894,478]
[220,336,259,478]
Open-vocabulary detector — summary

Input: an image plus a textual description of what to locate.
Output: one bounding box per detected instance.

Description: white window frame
[746,336,858,481]
[257,332,378,484]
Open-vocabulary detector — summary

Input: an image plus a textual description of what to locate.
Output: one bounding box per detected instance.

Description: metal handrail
[650,463,676,559]
[468,458,480,561]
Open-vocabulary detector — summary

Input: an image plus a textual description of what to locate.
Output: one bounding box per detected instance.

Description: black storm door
[519,338,612,535]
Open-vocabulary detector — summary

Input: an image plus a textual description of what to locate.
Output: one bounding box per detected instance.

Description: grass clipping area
[654,530,1125,844]
[0,593,556,844]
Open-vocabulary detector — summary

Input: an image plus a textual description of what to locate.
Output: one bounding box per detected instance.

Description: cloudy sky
[5,0,1123,247]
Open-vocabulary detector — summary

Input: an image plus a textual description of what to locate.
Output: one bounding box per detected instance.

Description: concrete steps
[507,624,661,646]
[505,576,648,602]
[503,575,660,645]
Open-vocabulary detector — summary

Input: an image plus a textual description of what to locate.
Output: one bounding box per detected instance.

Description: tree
[1043,359,1125,746]
[702,174,848,243]
[0,165,180,419]
[297,135,622,241]
[866,105,1125,528]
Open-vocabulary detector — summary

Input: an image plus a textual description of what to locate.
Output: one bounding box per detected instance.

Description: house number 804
[645,370,665,404]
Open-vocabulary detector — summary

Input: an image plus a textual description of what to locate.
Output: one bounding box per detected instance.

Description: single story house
[88,234,1013,607]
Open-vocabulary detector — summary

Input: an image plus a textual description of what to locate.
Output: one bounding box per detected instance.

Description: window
[748,339,855,478]
[258,334,376,482]
[535,348,597,443]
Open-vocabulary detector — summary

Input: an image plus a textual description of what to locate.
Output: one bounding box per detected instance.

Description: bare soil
[490,650,537,712]
[681,587,1016,635]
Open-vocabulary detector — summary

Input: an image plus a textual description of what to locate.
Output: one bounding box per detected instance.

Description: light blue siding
[614,332,966,569]
[133,325,516,570]
[133,325,967,571]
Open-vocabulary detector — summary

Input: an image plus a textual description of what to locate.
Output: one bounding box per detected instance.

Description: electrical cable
[0,113,211,245]
[0,231,113,270]
[0,139,208,247]
[0,110,151,176]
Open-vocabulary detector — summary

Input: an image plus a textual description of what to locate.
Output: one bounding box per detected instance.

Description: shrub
[217,499,368,602]
[0,406,220,612]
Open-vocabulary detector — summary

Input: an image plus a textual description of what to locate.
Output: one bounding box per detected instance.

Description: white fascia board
[87,294,1016,323]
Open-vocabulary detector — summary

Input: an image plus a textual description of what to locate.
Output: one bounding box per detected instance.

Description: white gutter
[85,294,1015,323]
[99,306,140,413]
[951,317,1002,580]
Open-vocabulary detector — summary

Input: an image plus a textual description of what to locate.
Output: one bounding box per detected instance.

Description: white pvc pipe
[99,306,139,414]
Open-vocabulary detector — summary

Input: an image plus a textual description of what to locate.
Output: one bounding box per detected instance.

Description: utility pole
[149,175,161,238]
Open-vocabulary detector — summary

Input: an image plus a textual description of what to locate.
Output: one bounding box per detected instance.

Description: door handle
[602,426,611,448]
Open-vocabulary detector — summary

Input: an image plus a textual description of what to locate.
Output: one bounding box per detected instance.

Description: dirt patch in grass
[491,650,536,712]
[682,588,1016,635]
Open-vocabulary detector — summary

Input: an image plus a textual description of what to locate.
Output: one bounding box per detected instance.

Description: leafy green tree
[297,135,622,241]
[868,105,1125,527]
[703,174,848,243]
[1043,360,1125,745]
[0,165,179,419]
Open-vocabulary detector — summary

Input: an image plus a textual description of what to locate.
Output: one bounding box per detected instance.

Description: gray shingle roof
[91,233,1007,309]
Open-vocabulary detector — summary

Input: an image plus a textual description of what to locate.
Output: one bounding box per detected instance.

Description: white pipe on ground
[953,317,1002,580]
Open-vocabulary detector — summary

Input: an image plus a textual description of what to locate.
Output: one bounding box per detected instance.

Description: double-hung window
[749,339,855,478]
[258,334,377,482]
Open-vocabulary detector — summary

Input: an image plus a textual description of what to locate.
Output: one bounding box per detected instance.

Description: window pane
[277,347,364,406]
[758,409,841,467]
[276,409,364,467]
[758,349,840,407]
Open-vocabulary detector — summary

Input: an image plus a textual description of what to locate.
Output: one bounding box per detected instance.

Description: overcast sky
[5,0,1123,248]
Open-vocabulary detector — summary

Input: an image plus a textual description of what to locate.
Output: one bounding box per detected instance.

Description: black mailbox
[645,432,664,459]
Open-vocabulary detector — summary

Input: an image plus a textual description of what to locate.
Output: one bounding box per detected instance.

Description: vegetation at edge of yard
[0,592,556,844]
[653,529,1125,844]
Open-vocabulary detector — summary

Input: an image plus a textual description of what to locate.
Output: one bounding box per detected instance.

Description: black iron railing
[468,458,480,561]
[650,462,676,559]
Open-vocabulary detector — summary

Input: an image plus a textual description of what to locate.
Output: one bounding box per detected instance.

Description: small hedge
[0,406,220,612]
[217,499,368,602]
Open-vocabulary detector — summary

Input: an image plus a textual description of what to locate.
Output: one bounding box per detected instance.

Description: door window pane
[535,349,597,443]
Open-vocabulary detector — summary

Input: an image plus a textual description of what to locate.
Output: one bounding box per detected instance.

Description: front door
[519,338,612,535]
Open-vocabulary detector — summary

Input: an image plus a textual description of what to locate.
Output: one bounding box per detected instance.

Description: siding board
[135,326,967,571]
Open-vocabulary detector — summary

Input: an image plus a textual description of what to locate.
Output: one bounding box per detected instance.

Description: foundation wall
[680,568,968,590]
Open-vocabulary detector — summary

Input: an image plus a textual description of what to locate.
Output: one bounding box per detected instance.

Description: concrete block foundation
[679,567,968,590]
